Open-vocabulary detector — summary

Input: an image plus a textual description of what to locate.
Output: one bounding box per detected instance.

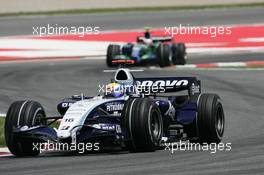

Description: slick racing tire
[122,43,134,56]
[196,94,225,144]
[122,98,163,152]
[157,44,170,67]
[106,44,120,67]
[172,43,186,65]
[5,100,46,157]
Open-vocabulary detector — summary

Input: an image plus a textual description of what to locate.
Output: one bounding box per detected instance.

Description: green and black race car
[106,30,187,67]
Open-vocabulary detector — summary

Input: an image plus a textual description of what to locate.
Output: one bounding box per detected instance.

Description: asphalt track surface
[0,7,264,175]
[0,59,264,174]
[0,7,264,36]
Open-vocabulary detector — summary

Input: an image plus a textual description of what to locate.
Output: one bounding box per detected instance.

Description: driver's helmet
[144,27,151,39]
[105,83,124,98]
[142,38,153,45]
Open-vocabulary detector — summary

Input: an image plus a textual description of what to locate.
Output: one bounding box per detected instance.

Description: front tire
[106,44,120,67]
[5,100,46,157]
[122,98,163,152]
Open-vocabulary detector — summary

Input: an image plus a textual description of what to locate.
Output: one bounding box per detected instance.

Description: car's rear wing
[137,36,172,43]
[134,77,201,96]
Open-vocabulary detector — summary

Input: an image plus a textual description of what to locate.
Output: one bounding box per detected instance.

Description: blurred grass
[49,120,60,129]
[0,2,263,17]
[0,118,5,146]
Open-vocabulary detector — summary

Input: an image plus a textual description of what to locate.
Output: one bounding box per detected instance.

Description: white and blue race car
[5,68,225,156]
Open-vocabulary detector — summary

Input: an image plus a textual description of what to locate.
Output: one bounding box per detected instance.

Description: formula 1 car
[5,68,224,157]
[106,36,187,67]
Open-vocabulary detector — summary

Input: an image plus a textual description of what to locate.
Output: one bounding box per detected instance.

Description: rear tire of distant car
[5,100,46,157]
[172,43,186,65]
[122,43,134,56]
[196,94,225,144]
[122,98,163,152]
[157,44,170,67]
[107,44,120,67]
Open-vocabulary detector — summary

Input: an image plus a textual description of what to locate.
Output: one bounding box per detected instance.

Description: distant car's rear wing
[137,36,172,43]
[134,77,201,96]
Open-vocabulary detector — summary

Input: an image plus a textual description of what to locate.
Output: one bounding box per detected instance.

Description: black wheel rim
[215,105,224,137]
[151,110,161,140]
[35,112,45,126]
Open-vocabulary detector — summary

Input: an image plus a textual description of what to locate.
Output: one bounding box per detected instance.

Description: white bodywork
[57,68,135,140]
[57,96,125,139]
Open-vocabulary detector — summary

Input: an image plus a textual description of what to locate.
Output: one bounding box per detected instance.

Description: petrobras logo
[105,102,124,112]
[136,80,189,88]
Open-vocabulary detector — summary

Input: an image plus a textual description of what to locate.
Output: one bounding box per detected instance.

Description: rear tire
[5,100,46,157]
[106,44,120,67]
[122,43,134,56]
[122,98,163,152]
[196,94,225,144]
[172,43,186,65]
[157,44,170,67]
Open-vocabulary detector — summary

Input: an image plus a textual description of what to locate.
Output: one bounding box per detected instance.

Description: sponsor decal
[61,102,73,108]
[65,118,74,122]
[90,124,117,131]
[105,102,124,112]
[136,80,189,88]
[116,125,122,134]
[61,126,70,130]
[101,124,115,130]
[190,83,200,95]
